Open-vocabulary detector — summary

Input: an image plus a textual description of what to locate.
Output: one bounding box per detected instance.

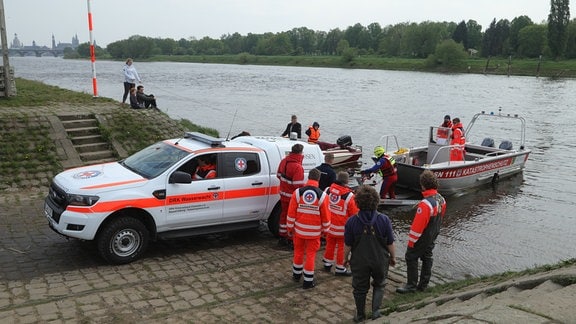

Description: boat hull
[396,148,530,196]
[324,147,362,168]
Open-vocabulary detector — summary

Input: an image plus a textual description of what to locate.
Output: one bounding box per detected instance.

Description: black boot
[353,294,366,322]
[418,257,433,291]
[371,287,384,320]
[396,259,419,294]
[302,279,316,289]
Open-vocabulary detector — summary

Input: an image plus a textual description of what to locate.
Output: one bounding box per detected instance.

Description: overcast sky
[4,0,554,47]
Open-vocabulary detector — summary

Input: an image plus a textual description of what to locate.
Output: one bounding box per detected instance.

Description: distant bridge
[7,48,65,57]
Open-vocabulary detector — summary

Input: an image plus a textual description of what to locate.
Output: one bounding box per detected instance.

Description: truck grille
[46,182,69,224]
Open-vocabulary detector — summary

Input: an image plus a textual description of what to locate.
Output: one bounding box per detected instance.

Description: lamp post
[0,0,14,97]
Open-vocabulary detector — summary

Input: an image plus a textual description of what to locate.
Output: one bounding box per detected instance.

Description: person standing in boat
[281,115,302,139]
[360,146,397,199]
[436,115,453,145]
[306,122,321,144]
[396,170,446,294]
[449,117,466,161]
[122,58,142,105]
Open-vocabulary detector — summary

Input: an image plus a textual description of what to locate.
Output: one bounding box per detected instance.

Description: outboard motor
[481,137,495,147]
[499,140,513,150]
[337,135,353,148]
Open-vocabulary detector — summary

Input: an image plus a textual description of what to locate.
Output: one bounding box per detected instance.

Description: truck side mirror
[169,171,192,184]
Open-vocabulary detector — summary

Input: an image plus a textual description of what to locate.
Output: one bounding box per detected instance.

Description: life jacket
[193,164,216,180]
[450,123,465,146]
[377,155,396,177]
[306,126,320,143]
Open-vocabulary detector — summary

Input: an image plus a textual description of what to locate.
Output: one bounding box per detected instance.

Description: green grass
[0,78,117,107]
[0,78,218,190]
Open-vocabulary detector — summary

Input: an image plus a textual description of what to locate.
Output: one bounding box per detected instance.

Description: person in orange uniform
[193,155,216,180]
[322,171,359,276]
[305,122,321,144]
[287,168,331,289]
[449,117,466,161]
[276,144,306,247]
[436,115,452,145]
[396,170,446,294]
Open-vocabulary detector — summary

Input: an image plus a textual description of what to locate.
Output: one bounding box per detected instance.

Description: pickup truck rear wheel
[96,217,149,264]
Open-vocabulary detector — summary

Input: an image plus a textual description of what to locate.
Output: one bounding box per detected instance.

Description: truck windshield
[121,142,190,179]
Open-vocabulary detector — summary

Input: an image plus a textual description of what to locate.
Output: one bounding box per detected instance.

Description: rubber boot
[371,287,384,320]
[396,259,419,294]
[417,258,433,291]
[353,294,366,322]
[302,280,316,289]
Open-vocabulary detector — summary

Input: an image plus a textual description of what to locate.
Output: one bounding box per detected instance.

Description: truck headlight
[68,194,100,206]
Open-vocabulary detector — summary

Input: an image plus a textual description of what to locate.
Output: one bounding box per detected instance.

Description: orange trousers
[293,236,321,275]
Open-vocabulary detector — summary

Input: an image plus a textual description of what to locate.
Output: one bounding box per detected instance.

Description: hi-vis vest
[377,155,396,177]
[286,185,330,239]
[325,185,358,237]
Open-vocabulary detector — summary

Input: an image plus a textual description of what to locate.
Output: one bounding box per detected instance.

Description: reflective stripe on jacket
[407,189,446,249]
[277,153,305,200]
[325,182,359,237]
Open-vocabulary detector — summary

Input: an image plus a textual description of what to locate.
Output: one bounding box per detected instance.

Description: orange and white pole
[86,0,98,97]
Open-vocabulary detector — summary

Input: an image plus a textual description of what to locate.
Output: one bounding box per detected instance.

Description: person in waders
[343,185,396,322]
[396,170,446,294]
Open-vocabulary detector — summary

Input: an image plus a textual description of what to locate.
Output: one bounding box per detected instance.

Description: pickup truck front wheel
[267,205,281,237]
[96,217,149,264]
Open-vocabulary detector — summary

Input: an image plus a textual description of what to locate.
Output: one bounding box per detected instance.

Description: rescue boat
[317,135,363,168]
[367,110,531,197]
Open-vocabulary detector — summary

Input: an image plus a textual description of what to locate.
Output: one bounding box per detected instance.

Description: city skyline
[9,33,81,49]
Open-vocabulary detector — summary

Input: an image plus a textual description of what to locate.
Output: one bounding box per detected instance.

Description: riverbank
[147,54,576,78]
[1,79,575,322]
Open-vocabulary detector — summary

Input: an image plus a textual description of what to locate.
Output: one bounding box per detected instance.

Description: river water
[9,56,576,280]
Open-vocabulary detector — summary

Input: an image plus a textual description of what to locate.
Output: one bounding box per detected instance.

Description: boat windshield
[120,142,190,179]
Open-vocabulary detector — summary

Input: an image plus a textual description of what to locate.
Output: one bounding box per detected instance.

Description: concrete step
[61,119,98,129]
[74,142,111,153]
[66,126,100,137]
[58,114,94,122]
[79,150,116,162]
[71,134,105,146]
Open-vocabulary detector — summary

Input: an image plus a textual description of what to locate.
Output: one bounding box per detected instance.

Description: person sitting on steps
[136,85,158,109]
[129,87,144,109]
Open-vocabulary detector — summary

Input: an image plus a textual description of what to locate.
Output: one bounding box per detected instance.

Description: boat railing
[465,110,527,148]
[427,145,462,165]
[376,134,401,153]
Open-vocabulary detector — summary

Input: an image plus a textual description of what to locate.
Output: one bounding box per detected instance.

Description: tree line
[71,0,572,61]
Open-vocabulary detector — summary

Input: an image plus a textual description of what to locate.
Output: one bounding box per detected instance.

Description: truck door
[164,154,224,229]
[219,152,271,223]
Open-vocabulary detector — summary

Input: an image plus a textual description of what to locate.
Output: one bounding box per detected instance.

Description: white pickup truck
[44,132,324,264]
